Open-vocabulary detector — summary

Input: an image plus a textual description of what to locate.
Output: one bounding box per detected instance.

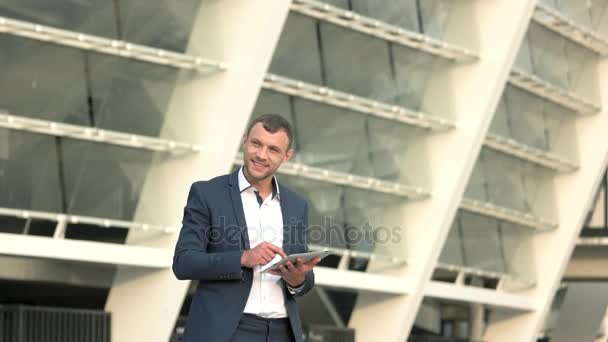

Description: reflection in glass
[0,129,63,212]
[459,211,505,273]
[465,149,551,217]
[0,0,202,52]
[490,85,577,160]
[279,174,406,261]
[0,0,118,38]
[439,210,536,288]
[0,36,89,125]
[350,0,420,32]
[320,22,395,104]
[118,0,201,52]
[319,0,456,39]
[270,13,324,85]
[516,22,598,99]
[88,53,180,136]
[61,140,154,220]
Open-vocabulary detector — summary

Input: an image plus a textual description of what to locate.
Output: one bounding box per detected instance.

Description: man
[173,114,320,342]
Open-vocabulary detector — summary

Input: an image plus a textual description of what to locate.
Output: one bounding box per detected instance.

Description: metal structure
[0,0,607,341]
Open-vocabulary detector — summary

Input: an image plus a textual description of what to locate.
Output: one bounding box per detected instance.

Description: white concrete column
[104,1,292,341]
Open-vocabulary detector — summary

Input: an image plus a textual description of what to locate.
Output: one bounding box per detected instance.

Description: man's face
[242,122,293,183]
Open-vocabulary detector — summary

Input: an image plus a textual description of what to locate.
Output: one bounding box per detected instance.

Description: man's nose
[256,147,268,160]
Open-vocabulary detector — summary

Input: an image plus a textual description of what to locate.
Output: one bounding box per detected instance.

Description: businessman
[173,114,320,342]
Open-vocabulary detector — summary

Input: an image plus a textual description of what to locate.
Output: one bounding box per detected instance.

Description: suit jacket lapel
[279,185,295,256]
[228,170,250,250]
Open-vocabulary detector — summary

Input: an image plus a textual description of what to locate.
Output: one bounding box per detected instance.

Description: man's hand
[240,241,286,268]
[269,257,321,287]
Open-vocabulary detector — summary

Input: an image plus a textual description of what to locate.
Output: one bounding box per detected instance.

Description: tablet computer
[260,250,334,273]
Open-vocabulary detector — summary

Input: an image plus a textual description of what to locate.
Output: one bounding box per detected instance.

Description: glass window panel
[464,158,488,202]
[0,36,89,125]
[60,140,154,220]
[489,86,578,161]
[527,22,570,89]
[480,149,529,212]
[282,176,347,249]
[459,211,505,273]
[489,96,511,138]
[590,1,608,35]
[503,86,549,150]
[418,0,454,39]
[538,101,576,158]
[557,0,593,27]
[278,174,406,261]
[270,13,324,86]
[538,0,558,8]
[0,1,202,52]
[350,0,420,32]
[88,53,180,136]
[513,31,534,73]
[519,159,554,219]
[319,22,396,104]
[481,149,552,217]
[563,39,598,97]
[0,129,63,212]
[363,116,425,183]
[118,0,201,52]
[499,222,536,289]
[342,188,403,255]
[284,95,426,183]
[292,97,364,172]
[0,0,118,38]
[438,218,465,266]
[391,44,438,111]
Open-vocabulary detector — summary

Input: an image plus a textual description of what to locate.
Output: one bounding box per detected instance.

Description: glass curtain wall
[439,0,607,290]
[0,1,202,241]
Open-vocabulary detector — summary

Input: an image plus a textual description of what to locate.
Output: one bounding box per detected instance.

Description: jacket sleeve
[289,200,315,297]
[172,182,243,281]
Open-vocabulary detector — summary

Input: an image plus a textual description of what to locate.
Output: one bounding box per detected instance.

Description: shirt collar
[238,166,280,199]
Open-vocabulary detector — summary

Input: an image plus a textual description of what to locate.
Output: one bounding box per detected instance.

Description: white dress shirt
[238,167,288,318]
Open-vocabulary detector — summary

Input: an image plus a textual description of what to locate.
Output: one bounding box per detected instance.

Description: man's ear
[242,134,247,146]
[284,149,294,162]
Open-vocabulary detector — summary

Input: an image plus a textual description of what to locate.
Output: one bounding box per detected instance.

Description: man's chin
[245,164,272,181]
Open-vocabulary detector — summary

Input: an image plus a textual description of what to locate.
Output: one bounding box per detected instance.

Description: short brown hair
[246,114,294,150]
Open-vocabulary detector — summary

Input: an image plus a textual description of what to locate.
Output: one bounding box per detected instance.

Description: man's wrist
[286,280,305,294]
[287,278,305,288]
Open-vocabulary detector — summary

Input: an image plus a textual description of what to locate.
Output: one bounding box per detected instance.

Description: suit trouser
[229,313,296,342]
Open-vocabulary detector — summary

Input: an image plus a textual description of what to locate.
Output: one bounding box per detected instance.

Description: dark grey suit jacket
[173,169,314,342]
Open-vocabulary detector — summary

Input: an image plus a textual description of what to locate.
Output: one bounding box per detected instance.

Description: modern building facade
[0,0,607,341]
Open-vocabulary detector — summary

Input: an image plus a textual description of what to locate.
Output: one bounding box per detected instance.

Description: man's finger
[294,258,305,271]
[263,250,275,261]
[285,260,298,273]
[261,253,273,264]
[265,243,287,258]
